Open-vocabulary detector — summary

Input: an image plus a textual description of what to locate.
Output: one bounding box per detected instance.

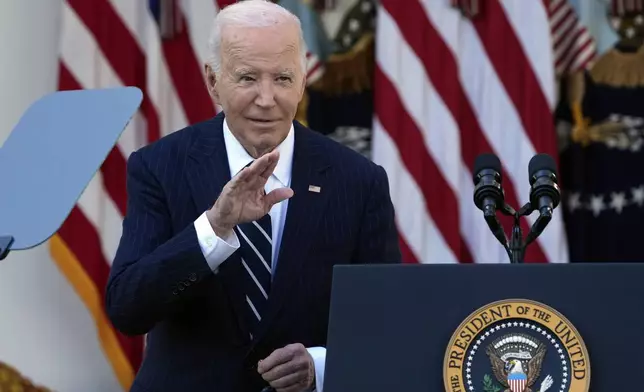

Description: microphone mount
[494,200,539,264]
[496,197,557,264]
[507,201,533,264]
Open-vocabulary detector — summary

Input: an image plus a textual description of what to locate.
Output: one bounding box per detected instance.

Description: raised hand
[206,149,294,237]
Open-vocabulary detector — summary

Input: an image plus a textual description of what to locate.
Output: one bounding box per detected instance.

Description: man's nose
[254,81,276,108]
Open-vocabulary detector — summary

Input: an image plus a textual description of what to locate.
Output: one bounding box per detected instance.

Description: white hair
[207,0,308,76]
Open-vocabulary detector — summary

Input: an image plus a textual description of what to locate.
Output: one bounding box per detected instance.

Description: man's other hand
[257,343,315,392]
[206,149,294,237]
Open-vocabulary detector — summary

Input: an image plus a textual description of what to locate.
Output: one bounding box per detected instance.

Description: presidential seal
[443,299,590,392]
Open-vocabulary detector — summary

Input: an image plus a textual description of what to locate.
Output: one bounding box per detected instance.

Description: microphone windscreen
[473,153,502,182]
[528,153,557,179]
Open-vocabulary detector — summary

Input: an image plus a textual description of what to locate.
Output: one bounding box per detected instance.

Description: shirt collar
[222,118,294,187]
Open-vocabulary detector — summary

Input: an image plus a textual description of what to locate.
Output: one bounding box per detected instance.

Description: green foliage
[482,374,502,392]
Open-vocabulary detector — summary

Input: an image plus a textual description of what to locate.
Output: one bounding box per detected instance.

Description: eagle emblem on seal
[486,333,554,392]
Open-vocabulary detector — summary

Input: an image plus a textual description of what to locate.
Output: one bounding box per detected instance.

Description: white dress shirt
[193,119,325,391]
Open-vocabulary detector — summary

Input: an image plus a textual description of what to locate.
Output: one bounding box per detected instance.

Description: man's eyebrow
[230,68,297,77]
[276,69,296,76]
[233,68,255,75]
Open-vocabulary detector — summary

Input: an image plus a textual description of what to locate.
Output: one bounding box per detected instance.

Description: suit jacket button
[188,273,197,282]
[172,290,179,295]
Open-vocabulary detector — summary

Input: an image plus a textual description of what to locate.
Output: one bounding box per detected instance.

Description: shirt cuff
[194,211,239,271]
[307,346,326,392]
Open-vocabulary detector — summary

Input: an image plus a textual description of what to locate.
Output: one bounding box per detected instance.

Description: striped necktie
[236,213,272,332]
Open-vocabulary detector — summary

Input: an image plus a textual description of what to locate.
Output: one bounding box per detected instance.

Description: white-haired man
[106,1,401,391]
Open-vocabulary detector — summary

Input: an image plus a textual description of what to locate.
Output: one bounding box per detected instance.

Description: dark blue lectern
[323,263,644,391]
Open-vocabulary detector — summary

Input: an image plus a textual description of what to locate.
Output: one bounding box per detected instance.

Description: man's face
[206,22,306,157]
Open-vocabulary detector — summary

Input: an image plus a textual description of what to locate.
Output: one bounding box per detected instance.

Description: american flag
[549,0,597,76]
[372,0,578,264]
[51,0,322,389]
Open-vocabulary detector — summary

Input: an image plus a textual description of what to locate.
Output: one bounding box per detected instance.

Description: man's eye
[240,76,255,82]
[277,76,292,82]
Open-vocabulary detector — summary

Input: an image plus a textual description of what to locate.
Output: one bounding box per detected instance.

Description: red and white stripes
[373,0,570,265]
[549,0,597,76]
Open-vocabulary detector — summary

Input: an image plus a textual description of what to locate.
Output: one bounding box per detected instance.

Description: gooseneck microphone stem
[509,213,524,264]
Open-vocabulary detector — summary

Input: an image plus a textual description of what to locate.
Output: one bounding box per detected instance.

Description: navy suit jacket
[106,113,401,391]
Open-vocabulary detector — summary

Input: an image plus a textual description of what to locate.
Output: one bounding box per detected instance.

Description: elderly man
[105,0,401,391]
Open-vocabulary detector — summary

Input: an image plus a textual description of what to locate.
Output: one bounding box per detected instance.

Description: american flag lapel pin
[308,185,321,193]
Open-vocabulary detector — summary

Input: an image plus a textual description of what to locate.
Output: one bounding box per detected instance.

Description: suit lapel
[186,113,250,339]
[253,123,332,341]
[186,113,230,214]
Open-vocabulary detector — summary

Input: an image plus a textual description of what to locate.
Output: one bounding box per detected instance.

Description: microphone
[473,153,509,249]
[473,154,504,212]
[528,153,561,215]
[524,153,561,246]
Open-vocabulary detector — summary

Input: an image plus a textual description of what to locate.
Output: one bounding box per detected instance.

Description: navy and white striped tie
[237,213,272,331]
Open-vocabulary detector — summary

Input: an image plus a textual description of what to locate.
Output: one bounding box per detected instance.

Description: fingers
[229,150,279,191]
[258,344,314,392]
[260,357,306,383]
[272,374,306,392]
[248,150,280,181]
[258,345,295,374]
[263,366,303,391]
[264,187,294,209]
[258,150,280,181]
[227,165,251,191]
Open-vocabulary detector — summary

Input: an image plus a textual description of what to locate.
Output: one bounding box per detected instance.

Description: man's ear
[298,73,307,101]
[204,64,220,102]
